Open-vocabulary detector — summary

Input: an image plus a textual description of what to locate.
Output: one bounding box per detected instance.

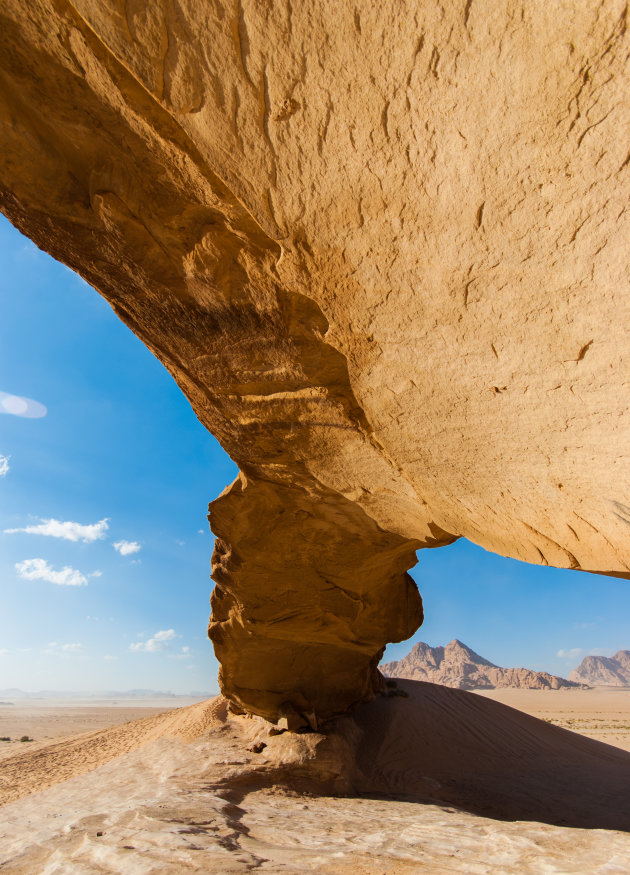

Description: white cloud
[0,455,9,477]
[104,654,117,661]
[175,539,185,547]
[588,647,617,657]
[61,643,83,652]
[5,517,109,543]
[557,648,584,659]
[88,570,103,578]
[130,629,177,653]
[0,648,8,655]
[113,540,141,556]
[16,558,88,587]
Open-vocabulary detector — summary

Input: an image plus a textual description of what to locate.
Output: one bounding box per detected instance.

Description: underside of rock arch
[1,0,628,724]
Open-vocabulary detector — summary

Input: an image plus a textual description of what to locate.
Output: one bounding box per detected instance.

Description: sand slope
[0,682,629,873]
[350,681,630,829]
[477,687,630,752]
[0,698,227,806]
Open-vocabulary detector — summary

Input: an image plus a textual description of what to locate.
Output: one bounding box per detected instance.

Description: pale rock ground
[1,683,629,874]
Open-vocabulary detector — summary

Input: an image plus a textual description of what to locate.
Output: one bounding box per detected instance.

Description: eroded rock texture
[0,1,629,722]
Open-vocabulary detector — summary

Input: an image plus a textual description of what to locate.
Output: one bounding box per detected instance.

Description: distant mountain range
[0,688,214,700]
[569,651,630,687]
[382,639,588,690]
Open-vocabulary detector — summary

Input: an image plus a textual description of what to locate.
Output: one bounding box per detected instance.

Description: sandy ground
[0,682,629,873]
[0,697,206,762]
[475,687,630,752]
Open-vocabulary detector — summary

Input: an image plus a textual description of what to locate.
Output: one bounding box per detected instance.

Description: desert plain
[0,697,207,763]
[0,683,629,874]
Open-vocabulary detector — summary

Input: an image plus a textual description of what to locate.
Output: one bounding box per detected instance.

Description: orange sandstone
[0,0,628,723]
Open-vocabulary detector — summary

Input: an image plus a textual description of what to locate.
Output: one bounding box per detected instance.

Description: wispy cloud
[172,645,192,660]
[5,517,109,543]
[0,391,47,419]
[130,629,176,653]
[16,558,88,587]
[557,648,584,659]
[0,648,8,655]
[588,647,617,657]
[43,642,84,655]
[0,455,9,477]
[113,539,141,556]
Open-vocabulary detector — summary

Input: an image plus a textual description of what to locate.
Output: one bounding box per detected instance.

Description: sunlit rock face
[0,0,628,722]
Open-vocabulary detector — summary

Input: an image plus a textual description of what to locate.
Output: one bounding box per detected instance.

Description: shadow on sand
[337,679,630,831]
[216,679,630,833]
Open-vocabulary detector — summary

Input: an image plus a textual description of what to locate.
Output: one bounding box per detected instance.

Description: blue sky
[0,214,628,692]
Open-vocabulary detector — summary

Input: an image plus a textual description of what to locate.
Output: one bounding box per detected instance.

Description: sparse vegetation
[19,735,33,743]
[0,736,10,742]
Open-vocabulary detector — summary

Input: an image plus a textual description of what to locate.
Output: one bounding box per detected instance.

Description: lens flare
[0,391,47,418]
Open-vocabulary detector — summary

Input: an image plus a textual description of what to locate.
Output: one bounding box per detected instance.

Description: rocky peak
[569,651,630,687]
[383,641,587,690]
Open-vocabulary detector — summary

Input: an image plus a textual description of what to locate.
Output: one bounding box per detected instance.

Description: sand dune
[349,681,630,830]
[477,687,630,752]
[0,682,629,873]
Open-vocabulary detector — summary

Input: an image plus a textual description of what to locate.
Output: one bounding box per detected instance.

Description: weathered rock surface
[570,650,630,686]
[0,1,629,722]
[382,639,587,690]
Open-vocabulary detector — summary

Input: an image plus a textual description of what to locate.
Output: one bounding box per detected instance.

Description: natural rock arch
[1,0,628,723]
